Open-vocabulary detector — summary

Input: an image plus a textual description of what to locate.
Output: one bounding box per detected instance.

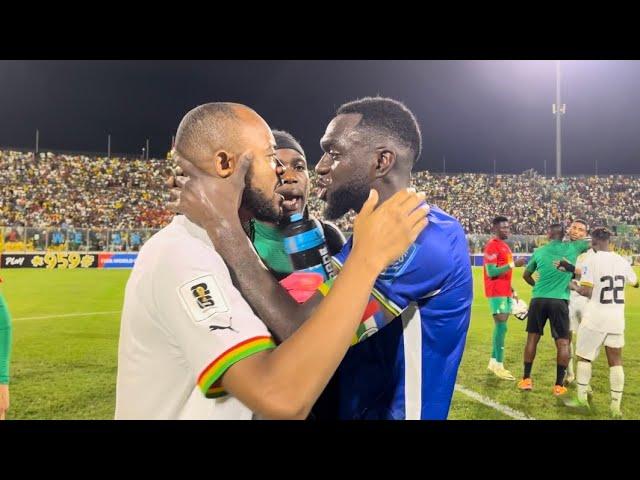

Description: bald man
[115,102,429,419]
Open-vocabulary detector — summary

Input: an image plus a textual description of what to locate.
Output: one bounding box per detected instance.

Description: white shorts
[576,324,624,361]
[569,294,587,332]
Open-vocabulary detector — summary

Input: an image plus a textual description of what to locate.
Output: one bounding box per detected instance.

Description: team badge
[178,274,231,325]
[378,243,418,282]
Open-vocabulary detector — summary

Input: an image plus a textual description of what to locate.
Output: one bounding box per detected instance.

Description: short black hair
[549,223,564,231]
[591,226,611,242]
[336,96,422,165]
[493,216,509,226]
[272,129,305,157]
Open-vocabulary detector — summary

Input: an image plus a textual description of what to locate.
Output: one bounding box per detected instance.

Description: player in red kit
[483,216,527,380]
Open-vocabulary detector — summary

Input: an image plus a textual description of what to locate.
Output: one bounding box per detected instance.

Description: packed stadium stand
[2,149,639,255]
[306,169,640,236]
[1,150,170,230]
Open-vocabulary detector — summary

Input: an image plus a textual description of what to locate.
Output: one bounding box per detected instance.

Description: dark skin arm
[523,269,536,287]
[569,281,593,298]
[167,162,320,343]
[204,221,322,343]
[553,258,583,277]
[170,158,429,344]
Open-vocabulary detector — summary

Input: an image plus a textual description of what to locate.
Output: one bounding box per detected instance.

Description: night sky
[1,60,639,175]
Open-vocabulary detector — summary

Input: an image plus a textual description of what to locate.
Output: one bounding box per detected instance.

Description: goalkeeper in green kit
[519,223,590,395]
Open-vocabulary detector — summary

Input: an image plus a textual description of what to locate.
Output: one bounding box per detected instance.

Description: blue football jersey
[315,205,473,420]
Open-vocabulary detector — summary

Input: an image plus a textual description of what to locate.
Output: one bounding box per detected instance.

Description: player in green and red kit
[0,276,12,420]
[483,216,527,380]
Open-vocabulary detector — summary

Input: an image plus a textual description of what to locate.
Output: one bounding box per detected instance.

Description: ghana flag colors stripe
[198,336,276,397]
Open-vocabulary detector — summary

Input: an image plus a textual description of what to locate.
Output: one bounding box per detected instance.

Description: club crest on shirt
[178,274,231,325]
[378,243,418,282]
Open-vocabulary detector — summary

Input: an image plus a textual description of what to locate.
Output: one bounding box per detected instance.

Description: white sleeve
[579,257,595,287]
[152,240,275,398]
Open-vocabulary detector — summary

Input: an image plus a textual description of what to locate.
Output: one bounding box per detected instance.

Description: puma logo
[208,320,237,333]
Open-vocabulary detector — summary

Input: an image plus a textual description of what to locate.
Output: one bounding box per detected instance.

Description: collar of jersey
[252,220,284,242]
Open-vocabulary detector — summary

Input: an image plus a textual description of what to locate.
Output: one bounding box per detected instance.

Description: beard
[242,186,282,223]
[324,177,371,221]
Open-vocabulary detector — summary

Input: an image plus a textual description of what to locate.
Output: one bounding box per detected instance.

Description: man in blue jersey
[170,97,473,419]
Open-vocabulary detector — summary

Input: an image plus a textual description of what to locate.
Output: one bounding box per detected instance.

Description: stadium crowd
[307,170,640,236]
[0,150,171,230]
[2,149,640,242]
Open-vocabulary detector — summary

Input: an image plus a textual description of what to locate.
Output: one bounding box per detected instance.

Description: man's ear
[374,149,396,178]
[213,150,236,178]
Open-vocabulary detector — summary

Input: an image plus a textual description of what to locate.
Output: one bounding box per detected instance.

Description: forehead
[249,127,276,153]
[571,222,587,229]
[321,113,364,146]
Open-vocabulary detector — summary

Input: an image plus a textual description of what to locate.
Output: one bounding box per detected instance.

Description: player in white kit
[564,220,592,384]
[561,227,639,418]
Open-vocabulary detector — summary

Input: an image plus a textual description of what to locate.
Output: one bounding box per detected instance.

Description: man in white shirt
[562,227,639,418]
[565,219,593,385]
[115,102,429,420]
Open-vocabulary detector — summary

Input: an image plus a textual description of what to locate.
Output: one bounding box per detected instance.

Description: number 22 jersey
[579,250,638,334]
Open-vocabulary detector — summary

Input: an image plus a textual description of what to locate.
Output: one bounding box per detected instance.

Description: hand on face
[167,153,253,229]
[351,188,429,274]
[164,165,184,190]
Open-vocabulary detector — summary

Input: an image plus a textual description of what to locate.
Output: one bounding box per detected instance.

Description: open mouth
[276,186,305,213]
[282,195,303,213]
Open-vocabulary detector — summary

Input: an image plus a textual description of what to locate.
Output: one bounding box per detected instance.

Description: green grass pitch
[2,266,639,419]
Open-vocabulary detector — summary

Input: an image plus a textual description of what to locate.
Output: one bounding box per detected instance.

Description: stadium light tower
[552,60,566,178]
